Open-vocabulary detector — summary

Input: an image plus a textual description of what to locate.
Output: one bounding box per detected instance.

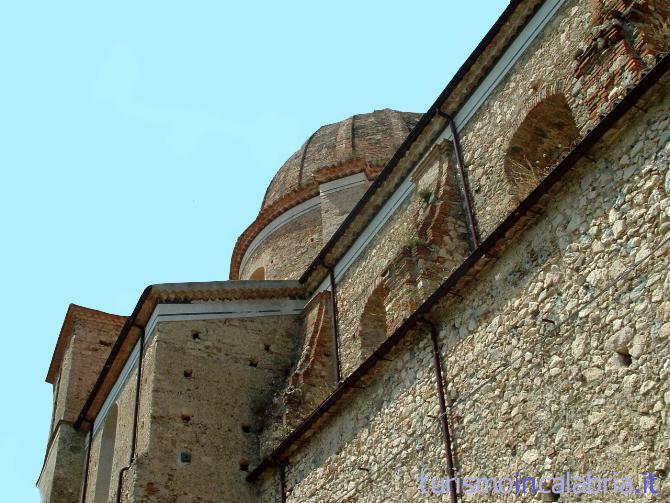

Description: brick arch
[508,78,571,133]
[416,141,456,247]
[356,282,389,361]
[626,0,670,63]
[504,90,580,200]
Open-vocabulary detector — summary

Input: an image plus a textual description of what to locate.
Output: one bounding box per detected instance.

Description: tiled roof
[46,305,126,384]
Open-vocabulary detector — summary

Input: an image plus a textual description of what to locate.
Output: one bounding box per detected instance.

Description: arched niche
[357,283,389,360]
[94,404,118,503]
[249,267,266,281]
[504,94,579,199]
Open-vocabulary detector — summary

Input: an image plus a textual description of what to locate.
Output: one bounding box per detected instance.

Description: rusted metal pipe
[419,318,458,502]
[329,268,342,383]
[247,51,670,483]
[436,110,480,249]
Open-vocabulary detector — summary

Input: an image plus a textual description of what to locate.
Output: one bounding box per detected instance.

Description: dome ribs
[298,128,320,190]
[230,110,422,279]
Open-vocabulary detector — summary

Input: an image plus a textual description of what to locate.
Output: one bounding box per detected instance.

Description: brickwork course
[39,0,670,501]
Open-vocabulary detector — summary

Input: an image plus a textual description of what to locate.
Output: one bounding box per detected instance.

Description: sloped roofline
[76,0,542,428]
[73,280,305,429]
[248,48,670,482]
[299,0,541,289]
[46,304,125,384]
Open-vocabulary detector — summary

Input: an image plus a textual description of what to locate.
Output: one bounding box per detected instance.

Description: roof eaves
[298,0,537,289]
[45,304,125,384]
[249,51,670,481]
[73,280,306,429]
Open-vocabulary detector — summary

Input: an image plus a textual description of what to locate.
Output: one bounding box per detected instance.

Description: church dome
[230,108,422,280]
[261,109,422,211]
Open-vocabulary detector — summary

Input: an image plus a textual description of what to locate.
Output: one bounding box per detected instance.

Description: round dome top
[230,108,422,280]
[261,109,422,210]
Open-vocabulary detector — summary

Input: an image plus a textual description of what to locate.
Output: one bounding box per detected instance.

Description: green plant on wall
[279,425,293,441]
[402,237,427,254]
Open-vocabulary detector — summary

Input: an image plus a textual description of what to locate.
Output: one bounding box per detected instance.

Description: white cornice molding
[239,172,372,277]
[239,196,321,277]
[319,172,369,196]
[453,0,567,132]
[310,0,567,299]
[92,298,304,437]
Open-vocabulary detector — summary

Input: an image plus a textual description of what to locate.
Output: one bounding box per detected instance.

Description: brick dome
[231,109,422,280]
[261,109,422,210]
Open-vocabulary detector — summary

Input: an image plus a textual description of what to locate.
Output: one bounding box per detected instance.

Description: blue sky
[0,1,507,499]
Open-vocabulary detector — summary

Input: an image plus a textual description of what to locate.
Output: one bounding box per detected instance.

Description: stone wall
[334,190,423,376]
[575,0,670,123]
[334,142,471,377]
[460,0,670,240]
[272,292,337,437]
[52,344,76,433]
[240,206,323,281]
[52,310,122,429]
[41,2,670,502]
[38,423,88,503]
[459,0,592,239]
[41,307,124,503]
[319,177,371,243]
[257,49,670,503]
[121,315,301,502]
[83,362,140,503]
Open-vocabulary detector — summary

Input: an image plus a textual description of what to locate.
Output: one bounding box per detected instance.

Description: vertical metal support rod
[80,427,93,503]
[421,319,458,502]
[279,463,287,503]
[449,117,479,248]
[438,110,480,249]
[329,268,342,383]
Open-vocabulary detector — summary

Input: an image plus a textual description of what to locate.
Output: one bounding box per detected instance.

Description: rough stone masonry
[39,0,670,501]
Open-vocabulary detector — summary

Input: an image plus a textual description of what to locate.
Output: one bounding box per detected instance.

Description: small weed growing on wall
[279,425,293,441]
[403,237,427,254]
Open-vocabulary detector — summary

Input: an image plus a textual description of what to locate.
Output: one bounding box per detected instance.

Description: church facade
[39,0,670,501]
